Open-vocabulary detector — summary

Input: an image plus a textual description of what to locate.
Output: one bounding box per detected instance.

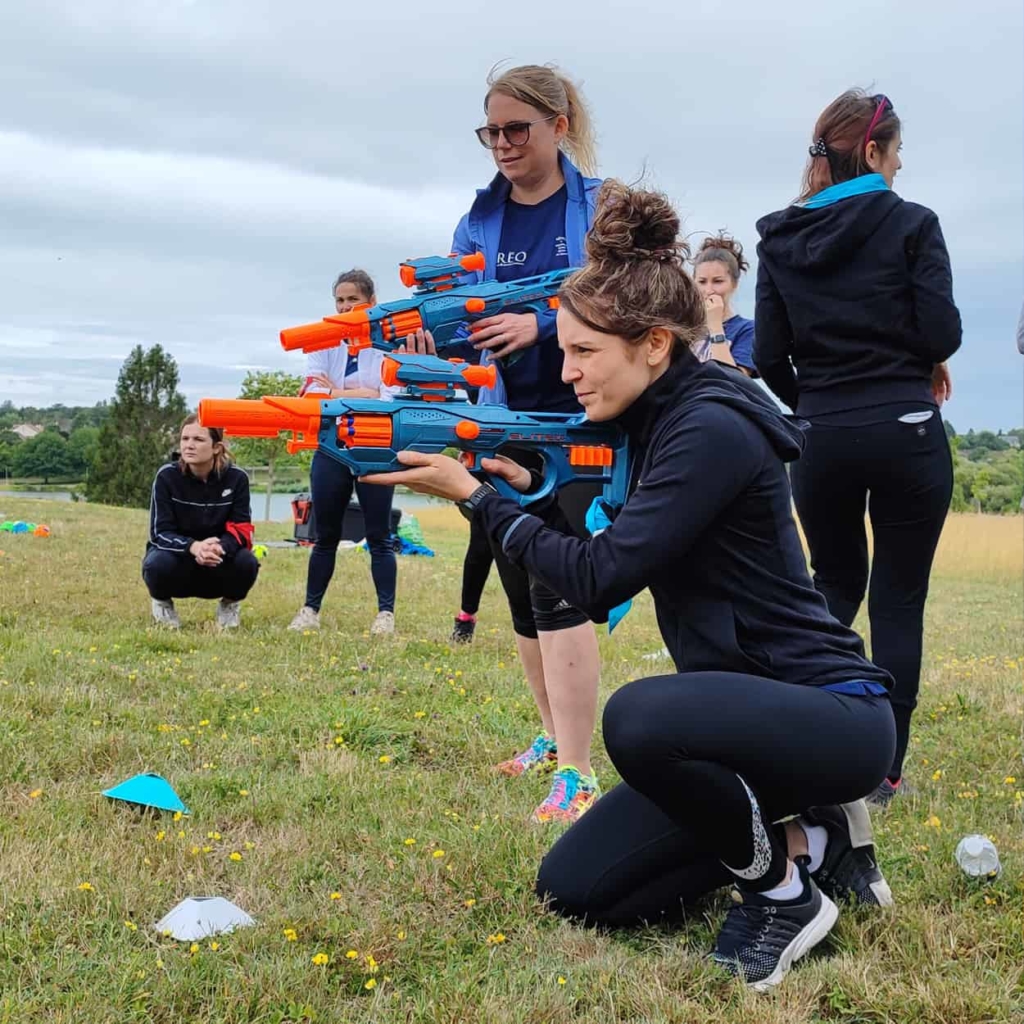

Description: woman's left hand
[470,312,539,359]
[360,451,481,501]
[931,362,953,407]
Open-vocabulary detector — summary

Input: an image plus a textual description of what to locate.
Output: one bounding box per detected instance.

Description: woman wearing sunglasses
[754,90,962,807]
[431,63,606,823]
[364,180,895,991]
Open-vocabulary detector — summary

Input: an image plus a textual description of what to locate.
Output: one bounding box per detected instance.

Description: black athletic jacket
[475,356,892,692]
[147,463,254,557]
[754,190,962,415]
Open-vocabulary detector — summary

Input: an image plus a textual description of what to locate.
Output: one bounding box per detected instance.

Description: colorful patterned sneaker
[711,860,838,991]
[451,613,476,644]
[495,733,558,777]
[531,766,601,824]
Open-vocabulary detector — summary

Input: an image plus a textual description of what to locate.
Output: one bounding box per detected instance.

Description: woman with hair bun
[365,180,896,990]
[693,234,757,376]
[754,89,962,806]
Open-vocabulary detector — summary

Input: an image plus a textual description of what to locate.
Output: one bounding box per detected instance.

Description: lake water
[0,489,437,522]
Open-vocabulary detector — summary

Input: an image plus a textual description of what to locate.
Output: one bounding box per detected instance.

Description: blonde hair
[178,413,232,477]
[559,180,706,359]
[485,63,598,177]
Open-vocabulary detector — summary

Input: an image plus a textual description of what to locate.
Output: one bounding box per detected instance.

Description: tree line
[2,346,1021,515]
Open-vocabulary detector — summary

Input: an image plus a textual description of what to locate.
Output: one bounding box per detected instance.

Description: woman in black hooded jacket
[364,181,896,991]
[754,90,962,806]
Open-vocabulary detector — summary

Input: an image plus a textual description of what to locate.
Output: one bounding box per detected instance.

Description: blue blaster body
[198,354,628,509]
[279,251,572,356]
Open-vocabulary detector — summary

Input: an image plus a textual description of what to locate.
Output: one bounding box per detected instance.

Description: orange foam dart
[568,446,613,467]
[464,298,486,313]
[455,420,481,441]
[337,414,393,449]
[379,309,423,342]
[460,364,497,388]
[460,252,486,273]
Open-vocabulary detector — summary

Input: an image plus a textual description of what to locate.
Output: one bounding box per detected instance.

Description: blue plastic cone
[103,773,189,814]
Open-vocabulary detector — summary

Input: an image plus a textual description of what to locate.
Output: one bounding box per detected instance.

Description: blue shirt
[492,186,577,412]
[724,315,756,373]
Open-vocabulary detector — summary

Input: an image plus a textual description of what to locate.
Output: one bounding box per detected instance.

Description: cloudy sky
[1,0,1021,429]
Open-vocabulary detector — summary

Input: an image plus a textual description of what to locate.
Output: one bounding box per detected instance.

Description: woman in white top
[288,270,399,635]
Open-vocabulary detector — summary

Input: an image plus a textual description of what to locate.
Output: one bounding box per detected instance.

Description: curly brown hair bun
[559,180,705,356]
[693,232,749,281]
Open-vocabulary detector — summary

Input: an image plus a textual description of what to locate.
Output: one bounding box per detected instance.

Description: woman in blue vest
[288,269,399,636]
[418,64,605,822]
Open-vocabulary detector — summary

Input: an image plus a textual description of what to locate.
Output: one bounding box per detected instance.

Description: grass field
[0,497,1021,1024]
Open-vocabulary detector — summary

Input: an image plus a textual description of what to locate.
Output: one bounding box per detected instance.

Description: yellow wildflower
[311,952,329,966]
[403,838,416,846]
[124,920,138,932]
[189,943,200,954]
[486,933,506,945]
[364,978,377,990]
[283,928,297,942]
[345,950,359,959]
[558,976,567,985]
[432,850,445,859]
[464,899,476,907]
[378,755,391,764]
[209,941,220,951]
[29,789,42,799]
[229,851,242,862]
[924,814,942,829]
[330,892,342,900]
[77,882,94,892]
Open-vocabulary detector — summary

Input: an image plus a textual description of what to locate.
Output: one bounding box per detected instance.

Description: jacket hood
[756,189,903,272]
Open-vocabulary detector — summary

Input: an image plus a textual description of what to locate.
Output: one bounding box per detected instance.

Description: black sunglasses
[474,115,556,149]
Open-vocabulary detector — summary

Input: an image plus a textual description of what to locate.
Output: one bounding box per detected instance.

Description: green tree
[227,370,306,521]
[86,345,188,508]
[10,429,73,484]
[67,426,101,478]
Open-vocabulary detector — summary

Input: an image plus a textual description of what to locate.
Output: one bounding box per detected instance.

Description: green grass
[0,499,1021,1023]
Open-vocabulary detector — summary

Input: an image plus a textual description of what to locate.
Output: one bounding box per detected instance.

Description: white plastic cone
[153,897,255,940]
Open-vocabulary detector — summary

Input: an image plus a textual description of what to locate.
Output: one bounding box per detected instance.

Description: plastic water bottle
[954,835,1001,879]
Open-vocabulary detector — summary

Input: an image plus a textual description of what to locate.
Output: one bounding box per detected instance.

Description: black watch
[709,333,729,345]
[457,482,497,515]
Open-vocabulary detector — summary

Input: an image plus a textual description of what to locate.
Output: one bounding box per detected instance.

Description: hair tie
[808,138,829,158]
[629,246,676,263]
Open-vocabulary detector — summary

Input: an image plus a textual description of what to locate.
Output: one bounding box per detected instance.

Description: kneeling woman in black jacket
[143,414,259,629]
[363,181,896,991]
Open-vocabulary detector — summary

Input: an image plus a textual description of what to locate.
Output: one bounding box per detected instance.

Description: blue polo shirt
[492,186,577,412]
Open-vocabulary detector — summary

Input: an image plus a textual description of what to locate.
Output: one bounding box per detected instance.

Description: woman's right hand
[190,538,223,566]
[704,294,726,335]
[478,455,532,494]
[398,329,437,355]
[931,362,953,407]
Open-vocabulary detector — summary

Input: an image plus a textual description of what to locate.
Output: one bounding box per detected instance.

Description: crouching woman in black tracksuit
[143,414,259,629]
[363,181,897,991]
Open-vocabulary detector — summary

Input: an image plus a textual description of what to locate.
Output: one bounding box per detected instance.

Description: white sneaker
[288,605,321,632]
[370,610,395,636]
[151,598,181,629]
[216,599,242,630]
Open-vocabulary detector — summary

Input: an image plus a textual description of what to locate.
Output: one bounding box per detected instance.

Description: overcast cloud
[1,0,1021,428]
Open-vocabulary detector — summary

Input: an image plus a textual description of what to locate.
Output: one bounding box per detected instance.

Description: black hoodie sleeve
[148,467,193,554]
[475,403,761,620]
[906,211,962,363]
[217,470,253,557]
[753,260,800,410]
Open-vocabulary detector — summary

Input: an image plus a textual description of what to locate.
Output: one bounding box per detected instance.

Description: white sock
[799,820,829,874]
[759,864,805,902]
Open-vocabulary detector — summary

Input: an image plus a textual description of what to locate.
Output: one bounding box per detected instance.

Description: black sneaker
[711,860,838,991]
[865,776,914,808]
[802,801,893,907]
[451,616,476,644]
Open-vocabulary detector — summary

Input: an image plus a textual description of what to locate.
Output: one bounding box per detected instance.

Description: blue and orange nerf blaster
[279,252,571,355]
[198,353,628,508]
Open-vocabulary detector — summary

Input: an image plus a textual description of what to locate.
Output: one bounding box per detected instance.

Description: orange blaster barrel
[197,397,324,452]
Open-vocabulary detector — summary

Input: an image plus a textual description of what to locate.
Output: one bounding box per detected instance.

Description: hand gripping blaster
[279,252,571,356]
[198,354,628,508]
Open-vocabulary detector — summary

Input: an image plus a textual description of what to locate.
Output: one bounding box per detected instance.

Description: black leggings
[537,672,894,927]
[459,515,494,615]
[306,451,396,613]
[143,548,260,602]
[790,407,952,780]
[470,478,598,638]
